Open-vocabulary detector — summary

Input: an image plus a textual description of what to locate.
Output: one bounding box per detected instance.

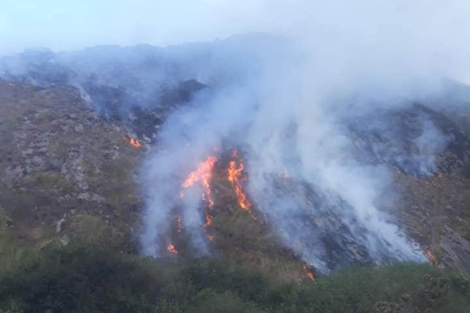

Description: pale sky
[0,0,269,54]
[1,0,469,86]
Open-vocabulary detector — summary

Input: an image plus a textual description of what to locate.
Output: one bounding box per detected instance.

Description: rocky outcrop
[0,79,143,239]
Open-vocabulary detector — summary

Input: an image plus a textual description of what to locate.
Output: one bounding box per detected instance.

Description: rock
[5,216,14,227]
[4,165,25,185]
[74,123,84,134]
[60,234,70,246]
[373,301,402,313]
[401,293,411,302]
[142,134,151,143]
[56,217,66,233]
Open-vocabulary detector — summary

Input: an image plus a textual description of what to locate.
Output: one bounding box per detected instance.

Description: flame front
[303,264,315,281]
[426,249,438,266]
[181,155,217,227]
[130,138,142,148]
[228,151,252,213]
[167,244,178,254]
[124,136,142,148]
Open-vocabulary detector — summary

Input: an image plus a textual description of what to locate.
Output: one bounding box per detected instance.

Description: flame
[303,264,315,281]
[181,155,217,227]
[167,244,178,254]
[123,136,142,148]
[426,249,438,266]
[129,138,142,148]
[228,151,252,212]
[283,171,289,179]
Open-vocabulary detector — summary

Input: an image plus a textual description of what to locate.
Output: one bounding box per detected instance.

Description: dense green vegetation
[0,240,469,313]
[1,200,469,313]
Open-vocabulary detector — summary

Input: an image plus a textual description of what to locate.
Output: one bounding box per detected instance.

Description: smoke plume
[139,1,470,272]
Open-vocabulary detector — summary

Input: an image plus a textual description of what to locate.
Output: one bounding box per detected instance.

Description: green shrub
[0,242,469,313]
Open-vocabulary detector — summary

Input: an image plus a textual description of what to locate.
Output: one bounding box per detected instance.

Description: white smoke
[2,0,470,273]
[140,1,470,272]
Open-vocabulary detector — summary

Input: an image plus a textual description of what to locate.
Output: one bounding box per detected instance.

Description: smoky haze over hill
[1,0,470,274]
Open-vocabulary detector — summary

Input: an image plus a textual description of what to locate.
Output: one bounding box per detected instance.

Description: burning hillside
[1,36,470,275]
[2,0,470,311]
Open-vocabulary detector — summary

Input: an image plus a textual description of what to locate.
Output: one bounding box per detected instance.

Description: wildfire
[123,136,142,148]
[303,264,315,281]
[429,172,443,186]
[167,244,178,255]
[181,155,217,227]
[426,249,438,266]
[129,138,142,148]
[228,150,252,212]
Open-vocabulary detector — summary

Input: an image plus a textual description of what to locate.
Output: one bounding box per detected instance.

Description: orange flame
[123,136,142,148]
[181,155,217,227]
[228,151,252,213]
[167,244,178,254]
[129,138,142,148]
[229,161,251,211]
[303,264,315,281]
[426,249,438,266]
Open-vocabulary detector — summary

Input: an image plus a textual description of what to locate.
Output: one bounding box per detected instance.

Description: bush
[0,243,469,313]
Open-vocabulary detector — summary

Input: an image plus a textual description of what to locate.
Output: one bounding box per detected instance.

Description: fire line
[181,155,217,228]
[167,244,178,255]
[228,150,255,219]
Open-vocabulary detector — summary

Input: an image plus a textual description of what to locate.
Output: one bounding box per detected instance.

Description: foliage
[0,241,469,313]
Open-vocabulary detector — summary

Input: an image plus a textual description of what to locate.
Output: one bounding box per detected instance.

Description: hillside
[0,45,470,312]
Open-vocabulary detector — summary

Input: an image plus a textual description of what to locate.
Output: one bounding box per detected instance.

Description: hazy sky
[0,0,269,54]
[1,0,469,84]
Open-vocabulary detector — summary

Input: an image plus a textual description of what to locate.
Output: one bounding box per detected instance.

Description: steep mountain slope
[1,74,470,275]
[0,78,311,280]
[0,76,469,313]
[0,79,143,253]
[1,43,470,276]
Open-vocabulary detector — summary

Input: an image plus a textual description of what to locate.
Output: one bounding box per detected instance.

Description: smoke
[139,1,470,272]
[2,0,470,272]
